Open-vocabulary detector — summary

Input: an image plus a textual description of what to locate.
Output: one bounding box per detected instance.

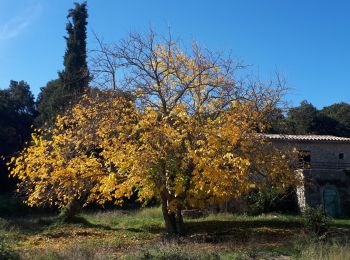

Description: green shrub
[0,240,19,260]
[0,218,8,229]
[303,206,330,236]
[0,193,54,217]
[245,187,298,215]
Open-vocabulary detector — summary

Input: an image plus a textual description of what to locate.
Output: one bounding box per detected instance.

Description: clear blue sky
[0,0,349,108]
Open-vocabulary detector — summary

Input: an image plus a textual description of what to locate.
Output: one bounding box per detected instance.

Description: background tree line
[269,100,350,137]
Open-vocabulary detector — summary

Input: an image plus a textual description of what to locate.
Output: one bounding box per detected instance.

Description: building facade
[265,134,350,217]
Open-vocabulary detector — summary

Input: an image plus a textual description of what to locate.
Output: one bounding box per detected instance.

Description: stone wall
[271,140,350,217]
[303,169,350,216]
[271,141,350,164]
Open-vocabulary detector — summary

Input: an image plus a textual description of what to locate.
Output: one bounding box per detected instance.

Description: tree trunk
[161,197,177,234]
[59,199,81,222]
[175,206,184,235]
[160,195,184,234]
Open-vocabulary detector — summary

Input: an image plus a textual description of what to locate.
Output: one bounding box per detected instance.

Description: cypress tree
[36,2,89,126]
[59,1,89,99]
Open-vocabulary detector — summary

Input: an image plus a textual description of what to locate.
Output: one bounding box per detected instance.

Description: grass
[297,240,350,260]
[0,207,349,259]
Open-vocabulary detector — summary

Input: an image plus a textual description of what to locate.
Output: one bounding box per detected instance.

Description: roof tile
[262,134,350,142]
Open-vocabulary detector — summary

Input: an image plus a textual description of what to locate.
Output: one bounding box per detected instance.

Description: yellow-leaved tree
[10,31,300,233]
[9,91,136,220]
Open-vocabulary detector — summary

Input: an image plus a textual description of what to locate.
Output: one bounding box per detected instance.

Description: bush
[0,240,19,260]
[245,187,298,215]
[0,193,55,217]
[303,206,330,236]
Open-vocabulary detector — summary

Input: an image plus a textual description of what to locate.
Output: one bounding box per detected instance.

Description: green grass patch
[0,206,349,259]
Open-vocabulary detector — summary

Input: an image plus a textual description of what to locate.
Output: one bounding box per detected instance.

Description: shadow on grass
[1,214,118,235]
[68,216,164,234]
[168,219,306,244]
[331,221,350,229]
[2,215,56,235]
[10,211,346,245]
[67,216,118,231]
[185,219,304,234]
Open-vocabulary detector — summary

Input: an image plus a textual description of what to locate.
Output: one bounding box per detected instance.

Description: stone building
[264,134,350,217]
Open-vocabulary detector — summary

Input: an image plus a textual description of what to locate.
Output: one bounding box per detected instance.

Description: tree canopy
[281,100,350,137]
[285,100,318,134]
[320,103,350,137]
[0,81,36,192]
[35,79,65,126]
[0,80,36,156]
[10,32,300,233]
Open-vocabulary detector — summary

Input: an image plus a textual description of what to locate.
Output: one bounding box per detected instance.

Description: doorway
[323,186,340,217]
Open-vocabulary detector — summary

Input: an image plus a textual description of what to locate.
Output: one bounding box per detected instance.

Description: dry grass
[297,241,350,260]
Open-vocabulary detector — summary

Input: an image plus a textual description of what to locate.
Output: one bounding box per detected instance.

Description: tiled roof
[262,134,350,143]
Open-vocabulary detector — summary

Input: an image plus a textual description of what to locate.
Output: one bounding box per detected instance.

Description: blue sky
[0,0,349,108]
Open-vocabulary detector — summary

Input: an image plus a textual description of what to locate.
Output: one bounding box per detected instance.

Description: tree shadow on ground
[69,216,164,234]
[331,222,350,229]
[2,215,56,235]
[185,219,304,234]
[174,219,305,245]
[2,214,119,235]
[68,216,119,231]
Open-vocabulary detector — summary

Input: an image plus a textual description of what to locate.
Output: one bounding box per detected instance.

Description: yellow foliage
[9,43,300,216]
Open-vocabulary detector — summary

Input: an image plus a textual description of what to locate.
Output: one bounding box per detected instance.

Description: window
[339,153,344,160]
[298,150,311,168]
